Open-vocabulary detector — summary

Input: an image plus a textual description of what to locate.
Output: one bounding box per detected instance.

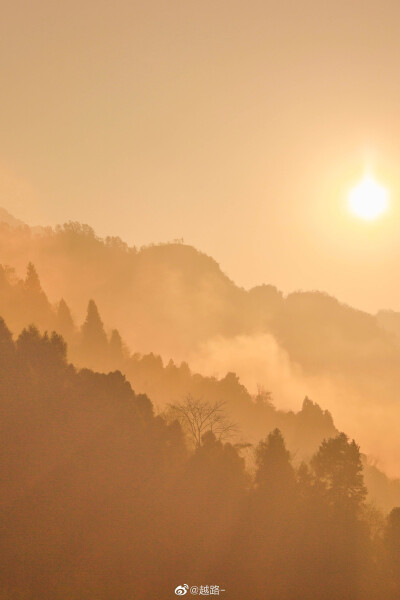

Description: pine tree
[254,428,295,495]
[23,263,53,329]
[80,300,108,367]
[25,262,42,294]
[109,328,127,369]
[56,299,75,340]
[0,318,15,387]
[109,329,123,357]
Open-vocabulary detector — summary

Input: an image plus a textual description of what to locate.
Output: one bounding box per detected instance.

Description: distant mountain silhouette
[0,212,395,362]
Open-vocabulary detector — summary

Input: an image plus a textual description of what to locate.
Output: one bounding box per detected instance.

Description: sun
[348,174,389,220]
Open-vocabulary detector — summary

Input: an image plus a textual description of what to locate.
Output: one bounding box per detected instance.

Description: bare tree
[168,395,238,448]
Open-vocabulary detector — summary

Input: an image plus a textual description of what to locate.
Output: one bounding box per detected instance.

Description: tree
[0,317,14,359]
[80,300,108,357]
[311,432,367,513]
[385,507,400,595]
[56,299,75,340]
[168,396,237,448]
[78,300,109,370]
[109,329,127,366]
[16,326,67,371]
[254,428,295,495]
[23,263,53,329]
[24,262,42,294]
[177,430,248,585]
[0,318,15,394]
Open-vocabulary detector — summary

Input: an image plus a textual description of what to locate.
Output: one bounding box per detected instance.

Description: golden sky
[1,0,400,312]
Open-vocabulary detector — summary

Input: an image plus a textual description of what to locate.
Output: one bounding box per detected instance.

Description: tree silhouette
[80,299,109,367]
[24,262,42,294]
[21,263,54,330]
[0,318,15,394]
[56,299,75,340]
[311,432,367,512]
[0,317,14,359]
[254,428,295,494]
[0,310,397,599]
[109,328,126,367]
[168,396,237,448]
[385,507,400,595]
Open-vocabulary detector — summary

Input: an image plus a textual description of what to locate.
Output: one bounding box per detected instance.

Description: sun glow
[348,174,389,220]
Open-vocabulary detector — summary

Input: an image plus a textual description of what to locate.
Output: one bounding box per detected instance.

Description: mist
[188,332,400,479]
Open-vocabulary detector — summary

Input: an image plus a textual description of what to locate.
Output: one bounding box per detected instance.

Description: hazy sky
[1,0,400,312]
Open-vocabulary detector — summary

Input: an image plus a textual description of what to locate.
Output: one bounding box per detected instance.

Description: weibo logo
[175,584,189,595]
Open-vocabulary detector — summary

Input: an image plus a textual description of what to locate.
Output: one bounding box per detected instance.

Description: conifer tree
[254,428,295,494]
[25,262,42,294]
[109,329,124,358]
[56,299,75,340]
[108,328,127,369]
[0,318,15,390]
[23,263,53,330]
[80,300,108,366]
[81,300,107,346]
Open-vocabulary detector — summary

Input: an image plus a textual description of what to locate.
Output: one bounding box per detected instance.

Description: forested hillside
[1,260,399,512]
[0,316,399,599]
[2,212,400,486]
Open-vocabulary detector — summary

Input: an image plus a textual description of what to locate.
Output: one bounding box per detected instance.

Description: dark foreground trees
[0,316,398,599]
